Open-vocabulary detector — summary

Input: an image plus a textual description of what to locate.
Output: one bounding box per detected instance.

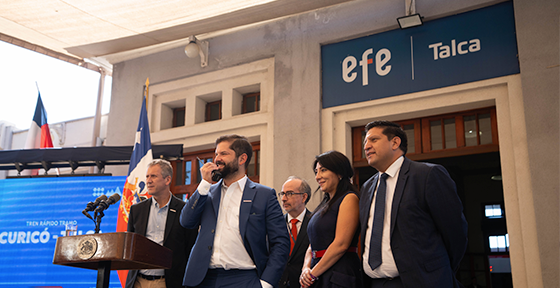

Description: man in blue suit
[359,121,468,288]
[180,134,290,288]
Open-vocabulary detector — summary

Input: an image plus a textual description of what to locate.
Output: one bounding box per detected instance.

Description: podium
[53,232,172,288]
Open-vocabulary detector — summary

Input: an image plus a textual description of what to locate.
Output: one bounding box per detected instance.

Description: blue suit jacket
[359,158,468,288]
[180,178,290,287]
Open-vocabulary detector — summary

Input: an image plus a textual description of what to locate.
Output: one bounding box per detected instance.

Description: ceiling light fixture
[397,0,423,29]
[397,14,423,29]
[184,36,208,67]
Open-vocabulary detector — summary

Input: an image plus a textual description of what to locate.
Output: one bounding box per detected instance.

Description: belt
[370,276,399,281]
[139,273,165,280]
[312,247,358,258]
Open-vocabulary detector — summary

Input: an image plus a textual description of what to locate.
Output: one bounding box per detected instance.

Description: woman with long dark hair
[300,150,362,288]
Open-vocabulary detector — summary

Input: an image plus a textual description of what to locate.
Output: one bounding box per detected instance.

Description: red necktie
[290,219,298,254]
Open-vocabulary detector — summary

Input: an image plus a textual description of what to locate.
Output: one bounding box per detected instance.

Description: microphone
[82,194,107,217]
[211,170,222,182]
[95,193,121,213]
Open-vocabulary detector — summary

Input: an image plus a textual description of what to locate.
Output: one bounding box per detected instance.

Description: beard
[216,159,240,179]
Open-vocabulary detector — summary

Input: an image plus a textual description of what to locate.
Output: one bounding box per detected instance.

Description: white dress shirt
[286,208,307,241]
[363,156,404,278]
[197,176,272,288]
[140,193,171,276]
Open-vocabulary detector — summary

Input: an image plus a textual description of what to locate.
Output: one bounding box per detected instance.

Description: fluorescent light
[397,14,423,29]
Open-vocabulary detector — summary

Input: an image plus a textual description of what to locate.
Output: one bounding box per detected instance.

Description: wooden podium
[53,232,172,288]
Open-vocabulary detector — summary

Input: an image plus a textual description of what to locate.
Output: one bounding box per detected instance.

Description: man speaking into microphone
[180,134,289,288]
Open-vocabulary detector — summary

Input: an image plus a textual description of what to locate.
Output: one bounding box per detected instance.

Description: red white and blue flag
[117,79,153,287]
[24,92,54,149]
[22,93,54,176]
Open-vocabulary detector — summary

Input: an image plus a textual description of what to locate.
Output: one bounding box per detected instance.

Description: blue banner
[321,1,519,108]
[0,176,126,288]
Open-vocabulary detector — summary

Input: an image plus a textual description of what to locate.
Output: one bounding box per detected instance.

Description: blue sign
[0,176,126,288]
[321,1,519,108]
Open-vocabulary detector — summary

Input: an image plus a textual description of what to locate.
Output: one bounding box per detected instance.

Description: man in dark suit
[126,159,198,288]
[278,176,312,288]
[180,134,289,288]
[359,121,468,288]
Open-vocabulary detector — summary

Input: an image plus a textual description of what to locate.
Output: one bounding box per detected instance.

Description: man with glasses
[278,176,312,288]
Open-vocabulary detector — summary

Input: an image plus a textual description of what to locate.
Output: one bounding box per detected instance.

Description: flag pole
[144,78,149,108]
[116,78,154,287]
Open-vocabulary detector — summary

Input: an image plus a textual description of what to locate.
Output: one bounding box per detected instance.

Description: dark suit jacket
[126,194,198,288]
[180,178,290,287]
[359,157,468,288]
[279,209,312,288]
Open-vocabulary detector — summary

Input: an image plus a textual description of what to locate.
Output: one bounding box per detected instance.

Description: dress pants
[192,268,262,288]
[134,277,166,288]
[364,274,403,288]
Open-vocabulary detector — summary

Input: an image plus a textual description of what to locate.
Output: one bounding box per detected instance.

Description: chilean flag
[24,93,54,149]
[116,80,153,287]
[21,93,54,176]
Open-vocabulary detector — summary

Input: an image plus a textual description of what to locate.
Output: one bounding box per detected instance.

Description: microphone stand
[95,210,104,234]
[83,207,97,231]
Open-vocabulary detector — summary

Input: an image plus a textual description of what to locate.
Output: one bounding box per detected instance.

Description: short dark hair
[286,176,312,204]
[365,120,408,155]
[216,134,253,170]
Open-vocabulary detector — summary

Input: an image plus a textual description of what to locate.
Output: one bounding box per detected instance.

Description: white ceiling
[0,0,354,68]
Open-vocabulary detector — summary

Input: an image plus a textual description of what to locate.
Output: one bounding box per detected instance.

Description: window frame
[352,107,499,165]
[242,92,261,114]
[205,100,222,122]
[172,107,186,127]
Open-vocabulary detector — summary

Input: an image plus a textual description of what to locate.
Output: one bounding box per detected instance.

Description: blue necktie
[368,173,388,270]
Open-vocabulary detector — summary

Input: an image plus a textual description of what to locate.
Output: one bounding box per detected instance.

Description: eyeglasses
[278,191,305,198]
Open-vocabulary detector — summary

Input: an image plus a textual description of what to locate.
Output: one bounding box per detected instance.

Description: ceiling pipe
[405,0,416,15]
